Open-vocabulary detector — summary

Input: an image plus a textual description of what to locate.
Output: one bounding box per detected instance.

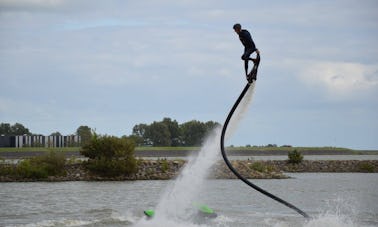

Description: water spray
[220,54,310,219]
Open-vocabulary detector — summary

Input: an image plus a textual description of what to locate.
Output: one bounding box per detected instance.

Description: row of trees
[1,118,221,147]
[130,118,220,146]
[0,123,31,136]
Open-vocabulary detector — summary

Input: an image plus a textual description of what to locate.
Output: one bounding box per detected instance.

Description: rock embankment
[1,160,377,182]
[266,160,378,173]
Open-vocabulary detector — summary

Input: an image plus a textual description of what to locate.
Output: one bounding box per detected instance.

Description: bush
[36,151,66,175]
[0,164,15,176]
[160,159,169,173]
[17,160,48,178]
[81,134,137,177]
[250,162,265,172]
[358,162,374,172]
[85,157,137,177]
[16,151,66,179]
[288,149,303,164]
[249,161,275,173]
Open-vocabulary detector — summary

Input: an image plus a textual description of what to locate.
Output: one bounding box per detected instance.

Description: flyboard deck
[143,203,217,219]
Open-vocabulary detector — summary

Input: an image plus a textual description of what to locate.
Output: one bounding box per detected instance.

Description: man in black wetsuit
[233,23,260,81]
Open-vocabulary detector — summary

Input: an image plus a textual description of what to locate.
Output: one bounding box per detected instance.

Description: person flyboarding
[233,23,260,83]
[222,24,310,219]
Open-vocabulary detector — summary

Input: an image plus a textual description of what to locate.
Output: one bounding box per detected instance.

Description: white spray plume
[135,84,256,226]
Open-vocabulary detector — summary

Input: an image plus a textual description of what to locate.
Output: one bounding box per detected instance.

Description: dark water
[0,173,377,227]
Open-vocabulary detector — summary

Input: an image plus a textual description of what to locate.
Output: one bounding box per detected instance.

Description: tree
[146,121,171,146]
[50,132,62,136]
[133,119,182,146]
[11,123,31,135]
[76,125,92,145]
[204,121,220,132]
[205,121,220,129]
[132,123,149,146]
[80,134,137,176]
[130,118,221,147]
[126,134,144,146]
[0,123,31,135]
[132,123,148,137]
[180,120,207,146]
[288,149,303,164]
[162,118,182,146]
[0,123,11,135]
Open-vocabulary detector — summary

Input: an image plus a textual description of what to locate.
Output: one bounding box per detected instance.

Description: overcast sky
[1,0,377,149]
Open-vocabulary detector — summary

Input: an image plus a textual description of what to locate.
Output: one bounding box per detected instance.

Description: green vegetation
[227,146,354,152]
[0,122,31,135]
[80,134,137,177]
[132,118,220,147]
[288,149,304,164]
[136,146,200,151]
[249,161,275,173]
[76,125,92,145]
[0,151,66,179]
[159,159,169,173]
[358,162,375,172]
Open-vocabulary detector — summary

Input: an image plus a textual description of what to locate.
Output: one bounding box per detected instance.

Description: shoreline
[1,148,377,160]
[1,160,377,182]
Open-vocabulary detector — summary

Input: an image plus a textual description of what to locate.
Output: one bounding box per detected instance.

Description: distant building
[0,135,81,148]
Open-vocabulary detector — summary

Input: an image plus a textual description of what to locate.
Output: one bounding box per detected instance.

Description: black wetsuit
[239,29,257,54]
[238,29,257,76]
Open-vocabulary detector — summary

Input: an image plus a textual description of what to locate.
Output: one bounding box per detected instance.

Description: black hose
[220,65,310,219]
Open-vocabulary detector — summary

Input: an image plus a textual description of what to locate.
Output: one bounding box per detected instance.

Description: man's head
[233,23,242,34]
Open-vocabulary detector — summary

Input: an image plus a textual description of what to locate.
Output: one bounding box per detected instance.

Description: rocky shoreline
[1,148,376,159]
[1,159,377,182]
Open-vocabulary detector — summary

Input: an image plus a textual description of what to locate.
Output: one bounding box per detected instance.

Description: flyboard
[220,53,311,219]
[143,203,217,220]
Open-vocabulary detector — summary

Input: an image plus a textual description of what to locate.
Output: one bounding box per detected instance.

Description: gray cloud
[1,0,377,148]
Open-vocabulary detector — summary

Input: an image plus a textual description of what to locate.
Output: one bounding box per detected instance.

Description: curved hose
[220,68,310,219]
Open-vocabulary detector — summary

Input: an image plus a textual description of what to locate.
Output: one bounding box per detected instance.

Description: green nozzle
[144,209,155,217]
[193,203,214,214]
[199,205,214,214]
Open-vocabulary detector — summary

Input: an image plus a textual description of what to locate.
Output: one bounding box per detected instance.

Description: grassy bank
[135,146,371,154]
[225,146,353,152]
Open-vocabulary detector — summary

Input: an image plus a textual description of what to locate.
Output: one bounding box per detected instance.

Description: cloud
[0,0,66,11]
[0,96,54,121]
[299,61,378,98]
[1,0,377,148]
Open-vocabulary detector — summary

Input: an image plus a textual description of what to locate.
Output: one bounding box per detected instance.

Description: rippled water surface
[0,173,377,227]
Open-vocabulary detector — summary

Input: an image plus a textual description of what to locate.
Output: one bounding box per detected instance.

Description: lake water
[0,173,377,227]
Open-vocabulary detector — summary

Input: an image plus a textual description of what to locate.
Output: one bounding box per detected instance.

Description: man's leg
[249,53,260,81]
[241,48,255,76]
[248,50,260,64]
[244,59,249,76]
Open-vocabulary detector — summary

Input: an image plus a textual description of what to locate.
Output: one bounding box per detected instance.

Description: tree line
[130,118,220,147]
[0,123,31,136]
[1,118,221,147]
